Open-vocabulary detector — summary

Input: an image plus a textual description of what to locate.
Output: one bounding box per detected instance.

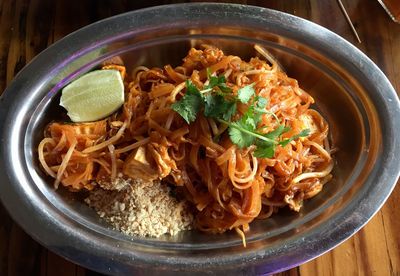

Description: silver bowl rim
[0,3,399,274]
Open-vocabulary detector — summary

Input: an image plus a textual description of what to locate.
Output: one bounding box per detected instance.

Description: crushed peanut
[85,178,193,237]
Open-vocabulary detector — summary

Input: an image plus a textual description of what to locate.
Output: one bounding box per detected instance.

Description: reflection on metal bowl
[0,3,399,275]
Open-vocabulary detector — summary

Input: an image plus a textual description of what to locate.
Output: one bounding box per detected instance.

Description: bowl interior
[27,32,375,249]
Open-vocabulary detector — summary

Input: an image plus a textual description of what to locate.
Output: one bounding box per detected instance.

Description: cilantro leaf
[203,94,222,118]
[204,73,232,93]
[237,83,255,103]
[217,82,232,93]
[257,96,268,109]
[264,125,290,140]
[239,103,266,130]
[204,94,237,121]
[171,80,203,124]
[223,101,237,121]
[186,79,200,94]
[206,75,224,89]
[228,121,256,148]
[240,107,257,129]
[254,143,276,158]
[279,129,310,147]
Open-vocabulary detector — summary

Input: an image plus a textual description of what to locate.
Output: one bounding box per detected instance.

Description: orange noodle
[38,45,334,244]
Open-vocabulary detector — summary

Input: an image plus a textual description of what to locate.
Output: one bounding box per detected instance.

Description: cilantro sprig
[204,94,237,121]
[170,80,203,124]
[171,71,309,158]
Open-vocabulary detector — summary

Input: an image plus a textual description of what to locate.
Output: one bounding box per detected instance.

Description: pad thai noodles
[38,45,334,245]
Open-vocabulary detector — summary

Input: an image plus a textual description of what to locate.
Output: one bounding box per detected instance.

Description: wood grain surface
[0,0,399,275]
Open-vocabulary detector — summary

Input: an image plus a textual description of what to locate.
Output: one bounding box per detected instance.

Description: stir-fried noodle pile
[39,45,334,242]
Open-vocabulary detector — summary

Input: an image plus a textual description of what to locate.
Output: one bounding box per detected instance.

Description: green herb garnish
[237,83,256,103]
[171,71,309,157]
[204,94,237,121]
[279,129,311,147]
[205,68,232,93]
[171,80,203,124]
[256,96,268,109]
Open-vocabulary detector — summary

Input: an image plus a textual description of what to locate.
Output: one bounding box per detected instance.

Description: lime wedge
[60,70,124,122]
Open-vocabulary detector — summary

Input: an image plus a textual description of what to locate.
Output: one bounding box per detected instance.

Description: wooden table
[1,0,399,275]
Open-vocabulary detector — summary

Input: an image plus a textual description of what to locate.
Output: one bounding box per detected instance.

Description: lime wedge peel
[60,69,124,122]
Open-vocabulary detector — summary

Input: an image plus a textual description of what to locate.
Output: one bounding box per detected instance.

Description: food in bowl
[37,45,334,245]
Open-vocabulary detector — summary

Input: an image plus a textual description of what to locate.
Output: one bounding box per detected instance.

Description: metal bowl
[0,3,399,275]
